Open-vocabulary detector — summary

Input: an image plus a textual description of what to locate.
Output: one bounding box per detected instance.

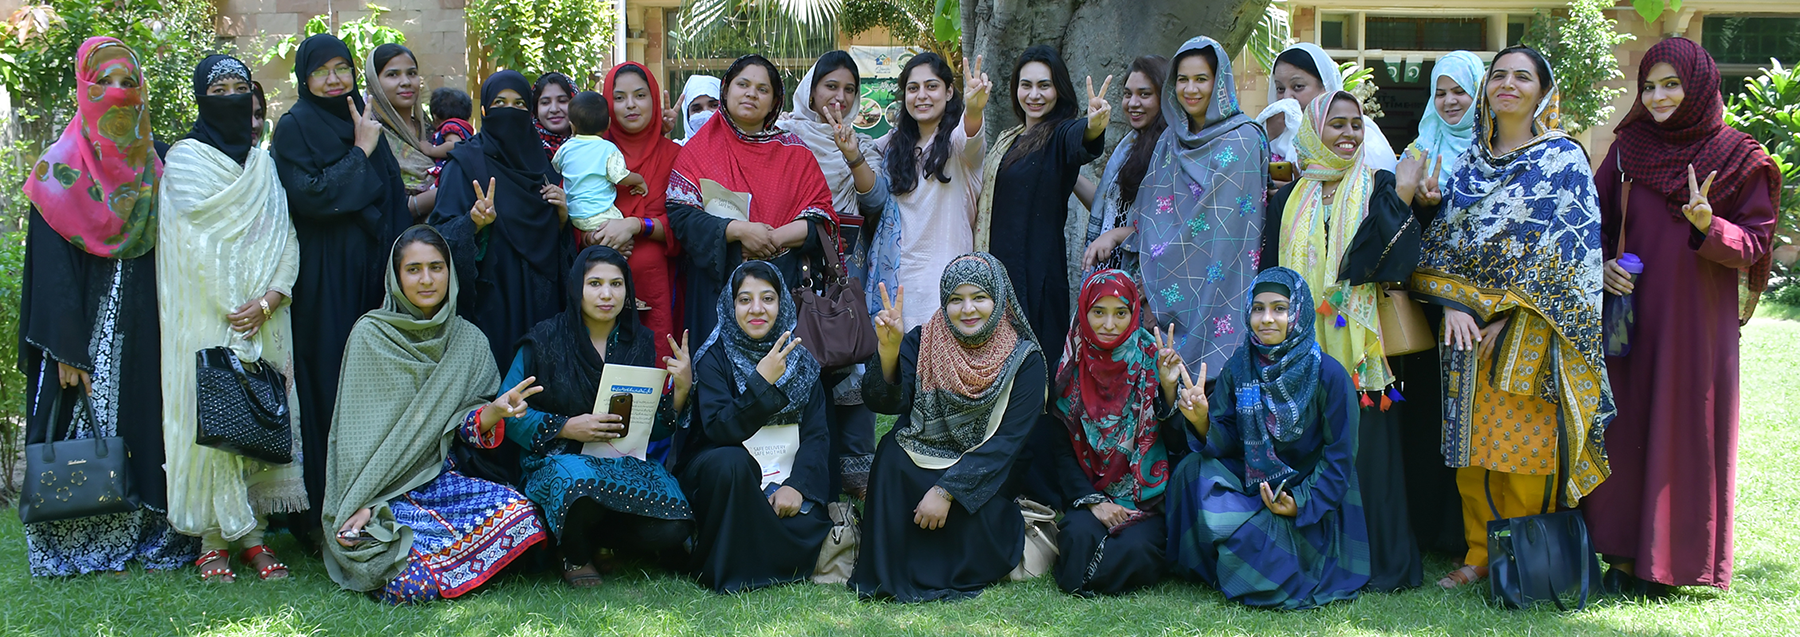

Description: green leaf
[932,0,959,44]
[1632,0,1666,24]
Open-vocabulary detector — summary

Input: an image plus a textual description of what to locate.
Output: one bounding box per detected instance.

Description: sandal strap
[237,544,276,563]
[194,549,231,568]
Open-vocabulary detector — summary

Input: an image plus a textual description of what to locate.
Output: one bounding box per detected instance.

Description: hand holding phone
[608,393,633,438]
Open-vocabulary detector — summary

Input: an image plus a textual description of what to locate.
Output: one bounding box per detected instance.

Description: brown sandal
[562,560,603,588]
[196,549,234,584]
[1437,564,1488,589]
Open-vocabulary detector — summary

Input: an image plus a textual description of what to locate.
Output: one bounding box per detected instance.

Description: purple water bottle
[1603,253,1643,357]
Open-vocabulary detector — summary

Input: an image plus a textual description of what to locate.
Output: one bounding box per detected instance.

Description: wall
[214,0,469,121]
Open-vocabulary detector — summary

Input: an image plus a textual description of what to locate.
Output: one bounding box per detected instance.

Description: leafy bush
[1724,60,1800,299]
[466,0,616,86]
[1523,0,1633,135]
[255,7,408,75]
[841,0,961,63]
[0,230,22,499]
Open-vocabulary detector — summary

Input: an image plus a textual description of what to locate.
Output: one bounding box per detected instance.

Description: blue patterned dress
[376,411,548,604]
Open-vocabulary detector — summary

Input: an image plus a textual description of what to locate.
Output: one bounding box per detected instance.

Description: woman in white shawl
[156,54,306,583]
[1269,43,1398,172]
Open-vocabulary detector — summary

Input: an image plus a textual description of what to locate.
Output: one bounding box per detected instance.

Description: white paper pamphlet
[700,179,751,222]
[581,363,669,461]
[743,424,800,489]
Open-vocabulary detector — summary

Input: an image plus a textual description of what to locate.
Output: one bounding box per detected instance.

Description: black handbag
[1486,421,1604,611]
[19,388,140,524]
[195,347,294,464]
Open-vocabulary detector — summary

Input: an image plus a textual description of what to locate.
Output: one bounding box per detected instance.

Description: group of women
[17,28,1774,611]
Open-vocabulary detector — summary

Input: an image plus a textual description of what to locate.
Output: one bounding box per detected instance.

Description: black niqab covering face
[186,54,255,164]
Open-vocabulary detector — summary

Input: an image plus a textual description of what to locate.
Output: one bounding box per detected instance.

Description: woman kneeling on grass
[1165,267,1370,609]
[323,225,548,604]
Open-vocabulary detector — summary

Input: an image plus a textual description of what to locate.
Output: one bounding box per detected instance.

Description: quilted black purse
[1486,421,1604,611]
[19,389,140,524]
[195,347,293,464]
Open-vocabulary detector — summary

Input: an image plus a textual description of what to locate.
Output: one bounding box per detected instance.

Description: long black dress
[674,347,832,593]
[1392,199,1463,556]
[1259,170,1424,592]
[986,119,1103,511]
[19,206,199,575]
[1048,398,1189,596]
[271,62,410,542]
[850,328,1049,602]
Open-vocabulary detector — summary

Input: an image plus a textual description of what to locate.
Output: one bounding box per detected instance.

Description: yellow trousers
[1457,467,1553,567]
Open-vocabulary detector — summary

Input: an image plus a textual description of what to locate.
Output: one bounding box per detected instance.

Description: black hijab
[272,33,404,238]
[521,246,656,417]
[185,54,255,164]
[447,70,563,273]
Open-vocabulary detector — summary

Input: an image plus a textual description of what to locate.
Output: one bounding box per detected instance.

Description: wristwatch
[932,485,954,503]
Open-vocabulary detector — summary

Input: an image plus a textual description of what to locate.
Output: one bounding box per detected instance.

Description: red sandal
[237,545,289,581]
[195,549,234,583]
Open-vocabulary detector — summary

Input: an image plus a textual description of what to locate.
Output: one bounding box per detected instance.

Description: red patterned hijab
[24,37,160,258]
[1614,37,1779,294]
[1053,269,1168,508]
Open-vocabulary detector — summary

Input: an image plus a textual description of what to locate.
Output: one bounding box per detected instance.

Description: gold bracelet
[260,298,272,319]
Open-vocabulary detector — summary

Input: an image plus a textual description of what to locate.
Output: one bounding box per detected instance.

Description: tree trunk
[962,0,1270,302]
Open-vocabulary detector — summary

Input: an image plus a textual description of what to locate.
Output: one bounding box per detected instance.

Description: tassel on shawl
[1359,392,1375,408]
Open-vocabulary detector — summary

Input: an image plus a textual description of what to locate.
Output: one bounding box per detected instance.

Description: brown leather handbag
[1379,287,1435,356]
[793,221,878,370]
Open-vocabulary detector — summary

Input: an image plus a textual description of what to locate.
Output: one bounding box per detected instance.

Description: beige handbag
[812,501,860,584]
[1008,497,1060,581]
[1379,287,1435,356]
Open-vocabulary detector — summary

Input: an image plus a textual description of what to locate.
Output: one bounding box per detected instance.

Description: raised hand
[482,376,544,431]
[470,178,498,230]
[963,55,991,115]
[1396,149,1430,202]
[1084,74,1114,136]
[1152,326,1185,388]
[664,330,693,411]
[874,283,906,352]
[1682,164,1716,233]
[756,331,800,384]
[350,96,383,157]
[824,106,860,160]
[1175,364,1210,434]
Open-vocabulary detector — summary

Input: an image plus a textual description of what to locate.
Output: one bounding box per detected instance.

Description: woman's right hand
[469,178,497,230]
[558,412,625,443]
[1081,226,1134,270]
[964,55,991,116]
[1088,501,1130,528]
[336,507,374,547]
[1604,259,1636,296]
[56,362,92,395]
[1175,364,1209,436]
[874,283,905,353]
[756,331,801,384]
[1442,308,1483,352]
[727,220,779,259]
[350,97,383,157]
[591,217,640,255]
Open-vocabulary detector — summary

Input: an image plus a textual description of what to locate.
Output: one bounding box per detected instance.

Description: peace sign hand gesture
[1083,75,1114,138]
[481,376,544,432]
[351,96,383,157]
[469,178,498,230]
[1175,364,1210,435]
[664,330,693,412]
[874,283,906,354]
[1682,164,1717,233]
[756,331,801,385]
[1151,326,1184,390]
[823,106,860,161]
[963,55,991,115]
[1419,155,1444,206]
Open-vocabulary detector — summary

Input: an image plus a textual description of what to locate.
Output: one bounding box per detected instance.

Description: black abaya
[18,206,168,512]
[850,330,1048,602]
[1046,402,1189,596]
[675,347,832,593]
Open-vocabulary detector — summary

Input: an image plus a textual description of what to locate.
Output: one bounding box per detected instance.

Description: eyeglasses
[309,65,354,81]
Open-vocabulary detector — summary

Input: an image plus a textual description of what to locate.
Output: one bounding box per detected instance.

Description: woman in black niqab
[270,33,411,550]
[429,69,574,368]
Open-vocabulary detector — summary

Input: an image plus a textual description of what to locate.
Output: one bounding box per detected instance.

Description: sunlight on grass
[2,321,1797,636]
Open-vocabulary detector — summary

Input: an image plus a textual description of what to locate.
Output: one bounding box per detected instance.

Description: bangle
[642,217,654,237]
[259,298,272,319]
[932,485,954,503]
[846,154,866,170]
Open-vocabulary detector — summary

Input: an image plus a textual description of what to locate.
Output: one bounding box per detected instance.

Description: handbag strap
[1615,151,1632,258]
[224,349,288,425]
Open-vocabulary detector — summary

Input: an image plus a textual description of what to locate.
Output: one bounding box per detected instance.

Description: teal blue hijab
[1412,51,1484,185]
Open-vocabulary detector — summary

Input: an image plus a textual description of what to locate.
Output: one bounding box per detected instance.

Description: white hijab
[1271,43,1398,171]
[1256,98,1303,163]
[788,62,882,219]
[676,74,721,145]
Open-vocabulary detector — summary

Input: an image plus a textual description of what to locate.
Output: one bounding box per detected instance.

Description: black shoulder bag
[1485,409,1605,611]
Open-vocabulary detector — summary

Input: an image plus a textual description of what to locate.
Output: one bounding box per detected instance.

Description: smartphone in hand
[608,392,633,438]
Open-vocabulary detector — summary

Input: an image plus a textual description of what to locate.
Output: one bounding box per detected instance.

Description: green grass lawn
[3,319,1798,637]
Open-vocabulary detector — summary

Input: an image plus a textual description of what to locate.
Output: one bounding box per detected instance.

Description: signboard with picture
[848,46,922,139]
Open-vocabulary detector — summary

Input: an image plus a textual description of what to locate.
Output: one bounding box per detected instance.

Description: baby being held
[553,90,648,232]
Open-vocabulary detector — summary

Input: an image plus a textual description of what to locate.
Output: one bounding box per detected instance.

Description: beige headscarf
[364,45,434,193]
[787,61,882,218]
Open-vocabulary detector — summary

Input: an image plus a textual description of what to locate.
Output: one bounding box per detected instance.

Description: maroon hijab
[1614,37,1780,292]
